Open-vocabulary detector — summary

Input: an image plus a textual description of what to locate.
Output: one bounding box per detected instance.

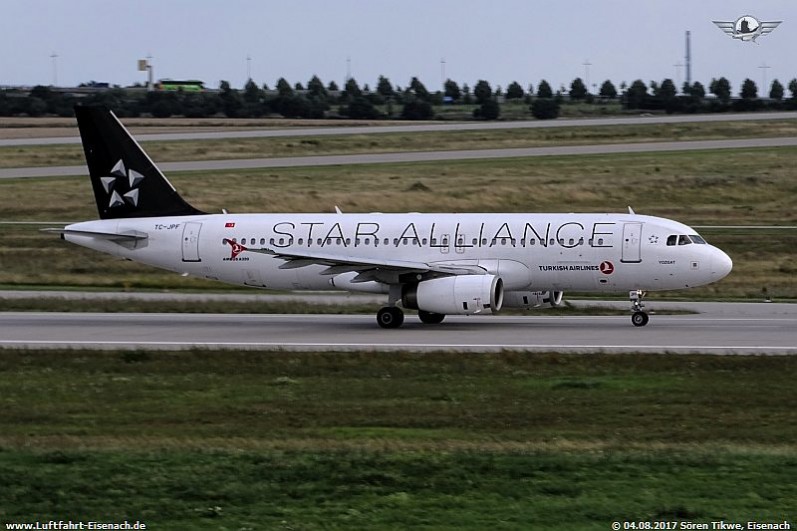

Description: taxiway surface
[3,136,797,179]
[1,309,795,354]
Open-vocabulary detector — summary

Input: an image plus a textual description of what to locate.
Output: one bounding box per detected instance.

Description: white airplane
[51,106,733,328]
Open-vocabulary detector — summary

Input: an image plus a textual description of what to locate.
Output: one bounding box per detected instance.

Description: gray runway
[3,136,797,179]
[1,309,795,354]
[3,111,797,147]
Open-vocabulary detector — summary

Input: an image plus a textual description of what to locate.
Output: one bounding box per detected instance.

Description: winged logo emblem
[712,15,781,43]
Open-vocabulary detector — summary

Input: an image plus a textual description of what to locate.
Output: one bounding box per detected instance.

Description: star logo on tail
[100,159,145,208]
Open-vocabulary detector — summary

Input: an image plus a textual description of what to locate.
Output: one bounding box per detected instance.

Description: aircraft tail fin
[74,105,205,219]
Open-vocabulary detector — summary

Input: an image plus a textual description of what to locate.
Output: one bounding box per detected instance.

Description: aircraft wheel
[377,307,404,329]
[418,310,445,325]
[631,311,649,327]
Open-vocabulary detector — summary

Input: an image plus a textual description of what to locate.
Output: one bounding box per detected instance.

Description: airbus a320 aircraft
[51,106,733,328]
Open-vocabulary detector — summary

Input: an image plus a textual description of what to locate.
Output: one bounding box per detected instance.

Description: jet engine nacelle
[402,275,504,315]
[503,290,564,309]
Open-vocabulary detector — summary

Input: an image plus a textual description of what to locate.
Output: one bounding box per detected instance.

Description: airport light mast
[138,55,154,91]
[50,52,58,87]
[685,31,691,86]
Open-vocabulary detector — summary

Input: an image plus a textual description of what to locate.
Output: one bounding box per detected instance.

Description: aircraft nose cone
[712,248,733,280]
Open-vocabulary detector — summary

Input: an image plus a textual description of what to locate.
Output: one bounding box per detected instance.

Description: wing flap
[257,247,484,276]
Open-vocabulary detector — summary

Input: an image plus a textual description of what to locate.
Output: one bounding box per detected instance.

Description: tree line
[2,75,797,120]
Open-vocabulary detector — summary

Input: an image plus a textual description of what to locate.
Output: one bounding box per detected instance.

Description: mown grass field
[0,350,795,529]
[1,147,795,299]
[2,119,797,169]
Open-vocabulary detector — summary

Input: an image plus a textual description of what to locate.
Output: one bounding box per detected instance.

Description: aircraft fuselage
[65,212,732,294]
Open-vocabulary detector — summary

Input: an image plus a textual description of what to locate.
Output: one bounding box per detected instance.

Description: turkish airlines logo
[223,238,249,261]
[599,261,614,275]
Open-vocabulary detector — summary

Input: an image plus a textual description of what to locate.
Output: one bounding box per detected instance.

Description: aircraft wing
[253,247,485,282]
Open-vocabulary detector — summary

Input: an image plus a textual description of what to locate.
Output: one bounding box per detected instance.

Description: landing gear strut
[629,290,650,327]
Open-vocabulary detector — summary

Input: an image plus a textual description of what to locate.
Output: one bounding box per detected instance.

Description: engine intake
[402,275,504,315]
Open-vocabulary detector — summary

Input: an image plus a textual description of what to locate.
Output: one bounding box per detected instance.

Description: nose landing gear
[630,290,650,327]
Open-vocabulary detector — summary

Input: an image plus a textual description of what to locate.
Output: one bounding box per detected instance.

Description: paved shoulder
[3,111,797,147]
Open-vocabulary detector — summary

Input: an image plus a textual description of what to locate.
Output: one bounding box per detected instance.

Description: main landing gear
[418,310,446,325]
[629,290,650,327]
[377,284,448,328]
[377,306,404,329]
[376,307,447,328]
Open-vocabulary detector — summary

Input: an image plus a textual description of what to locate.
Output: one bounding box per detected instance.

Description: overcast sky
[2,0,794,94]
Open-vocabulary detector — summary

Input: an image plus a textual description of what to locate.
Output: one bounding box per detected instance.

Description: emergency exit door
[181,222,202,262]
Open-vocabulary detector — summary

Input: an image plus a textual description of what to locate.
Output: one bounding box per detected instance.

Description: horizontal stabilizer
[42,228,148,242]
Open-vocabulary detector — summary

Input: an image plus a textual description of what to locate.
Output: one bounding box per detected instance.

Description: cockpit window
[667,234,707,246]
